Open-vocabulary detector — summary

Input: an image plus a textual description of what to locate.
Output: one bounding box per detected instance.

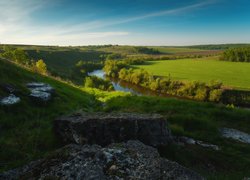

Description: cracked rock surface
[0,140,204,180]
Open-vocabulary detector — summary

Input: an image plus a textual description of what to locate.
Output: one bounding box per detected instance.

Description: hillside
[0,58,100,171]
[1,52,250,179]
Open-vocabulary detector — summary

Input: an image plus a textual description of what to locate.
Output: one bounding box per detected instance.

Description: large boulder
[54,112,173,146]
[0,140,203,180]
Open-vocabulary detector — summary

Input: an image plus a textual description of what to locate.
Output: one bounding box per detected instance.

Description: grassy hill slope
[0,58,99,171]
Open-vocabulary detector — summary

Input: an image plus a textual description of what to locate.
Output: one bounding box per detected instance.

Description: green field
[148,46,205,54]
[135,57,250,90]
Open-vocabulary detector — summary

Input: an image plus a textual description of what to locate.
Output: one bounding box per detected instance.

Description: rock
[178,136,196,145]
[26,83,54,93]
[177,136,220,151]
[0,94,20,106]
[54,112,173,147]
[30,90,51,102]
[27,82,54,102]
[0,140,204,180]
[196,141,220,151]
[220,128,250,144]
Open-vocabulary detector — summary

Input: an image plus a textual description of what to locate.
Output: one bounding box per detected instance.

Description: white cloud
[0,0,219,45]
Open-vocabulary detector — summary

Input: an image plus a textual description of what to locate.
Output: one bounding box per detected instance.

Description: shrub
[195,87,208,101]
[209,89,223,102]
[84,76,114,91]
[35,59,47,75]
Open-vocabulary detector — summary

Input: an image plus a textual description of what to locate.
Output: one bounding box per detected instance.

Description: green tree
[35,59,47,75]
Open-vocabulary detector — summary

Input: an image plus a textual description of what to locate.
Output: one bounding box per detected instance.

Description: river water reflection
[88,69,173,97]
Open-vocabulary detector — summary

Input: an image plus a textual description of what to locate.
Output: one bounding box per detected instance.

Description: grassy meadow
[135,56,250,90]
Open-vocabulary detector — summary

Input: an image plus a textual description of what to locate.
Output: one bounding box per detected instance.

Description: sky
[0,0,250,46]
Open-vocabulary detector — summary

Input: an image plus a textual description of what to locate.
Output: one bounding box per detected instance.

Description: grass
[148,46,206,54]
[135,56,250,90]
[1,53,250,179]
[104,95,250,179]
[0,58,131,172]
[0,58,101,172]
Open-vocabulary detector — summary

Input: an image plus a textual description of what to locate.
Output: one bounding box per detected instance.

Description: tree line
[0,46,47,75]
[221,47,250,62]
[103,60,224,102]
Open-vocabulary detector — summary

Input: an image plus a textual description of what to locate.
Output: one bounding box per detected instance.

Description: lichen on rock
[0,141,204,180]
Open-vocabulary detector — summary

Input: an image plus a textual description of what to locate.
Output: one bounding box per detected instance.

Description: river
[88,69,160,96]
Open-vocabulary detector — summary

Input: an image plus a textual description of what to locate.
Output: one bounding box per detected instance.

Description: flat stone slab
[0,141,203,180]
[30,90,51,102]
[220,128,250,144]
[54,112,173,147]
[0,94,20,106]
[27,82,54,102]
[177,136,220,151]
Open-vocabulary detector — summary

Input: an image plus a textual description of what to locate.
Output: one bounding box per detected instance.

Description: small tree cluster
[221,47,250,62]
[84,76,114,91]
[1,46,30,65]
[32,59,47,75]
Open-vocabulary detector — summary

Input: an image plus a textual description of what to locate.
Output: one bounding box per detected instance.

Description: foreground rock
[54,112,173,147]
[177,136,220,151]
[0,94,20,106]
[27,82,54,102]
[0,140,203,180]
[220,128,250,144]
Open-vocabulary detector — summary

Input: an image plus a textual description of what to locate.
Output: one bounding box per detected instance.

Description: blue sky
[0,0,250,46]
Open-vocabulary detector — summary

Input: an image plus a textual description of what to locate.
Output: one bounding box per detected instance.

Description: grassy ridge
[135,57,250,90]
[0,58,99,171]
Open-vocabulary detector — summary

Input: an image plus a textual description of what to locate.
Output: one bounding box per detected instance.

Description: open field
[148,46,221,55]
[135,57,250,90]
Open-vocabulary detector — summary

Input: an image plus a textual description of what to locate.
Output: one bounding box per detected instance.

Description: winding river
[88,69,160,96]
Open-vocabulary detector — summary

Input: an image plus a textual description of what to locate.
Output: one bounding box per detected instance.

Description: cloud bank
[0,0,219,45]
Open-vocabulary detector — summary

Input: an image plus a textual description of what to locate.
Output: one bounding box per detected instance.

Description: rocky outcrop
[27,82,55,102]
[0,94,20,106]
[54,112,173,147]
[0,140,203,180]
[220,128,250,144]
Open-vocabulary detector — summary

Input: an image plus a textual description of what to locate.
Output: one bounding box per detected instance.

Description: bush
[84,76,114,91]
[35,59,47,75]
[209,89,223,102]
[195,87,208,101]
